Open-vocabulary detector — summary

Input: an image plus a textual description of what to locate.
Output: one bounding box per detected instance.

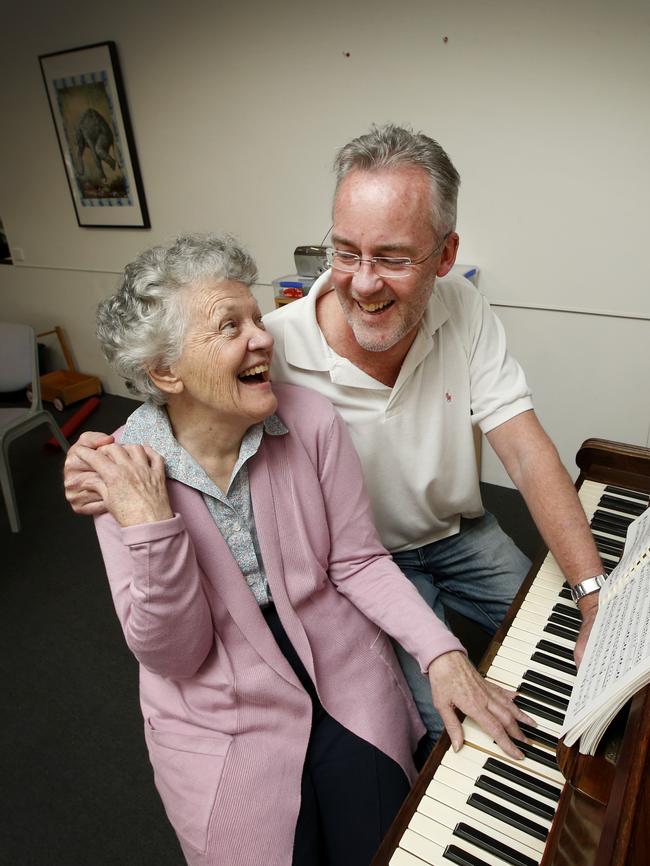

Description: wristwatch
[570,574,606,604]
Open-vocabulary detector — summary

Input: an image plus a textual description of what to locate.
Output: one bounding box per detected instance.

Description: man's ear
[436,232,460,278]
[148,365,183,396]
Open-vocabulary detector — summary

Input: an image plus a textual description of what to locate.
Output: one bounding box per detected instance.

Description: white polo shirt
[264,271,533,553]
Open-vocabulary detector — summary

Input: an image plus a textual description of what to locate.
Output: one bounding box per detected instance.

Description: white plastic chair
[0,322,69,532]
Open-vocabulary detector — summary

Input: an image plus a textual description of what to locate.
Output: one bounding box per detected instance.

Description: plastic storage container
[272,274,315,305]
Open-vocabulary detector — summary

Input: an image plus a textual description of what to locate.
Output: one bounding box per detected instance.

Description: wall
[1,0,648,485]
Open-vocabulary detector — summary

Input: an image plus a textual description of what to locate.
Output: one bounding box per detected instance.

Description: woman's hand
[64,431,115,515]
[71,442,173,527]
[428,650,535,759]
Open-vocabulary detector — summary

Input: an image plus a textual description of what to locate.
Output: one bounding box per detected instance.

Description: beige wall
[1,0,648,485]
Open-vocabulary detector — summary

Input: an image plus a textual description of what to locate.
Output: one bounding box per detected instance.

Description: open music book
[560,506,650,754]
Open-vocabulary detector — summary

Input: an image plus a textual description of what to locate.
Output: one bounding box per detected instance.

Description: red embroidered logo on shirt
[445,391,453,402]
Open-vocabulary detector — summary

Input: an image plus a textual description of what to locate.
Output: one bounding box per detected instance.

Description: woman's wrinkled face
[172,280,277,425]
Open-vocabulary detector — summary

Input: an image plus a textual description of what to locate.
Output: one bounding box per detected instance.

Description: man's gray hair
[333,124,461,234]
[96,233,258,405]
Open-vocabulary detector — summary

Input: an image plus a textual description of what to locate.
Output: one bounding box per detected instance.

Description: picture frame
[39,41,150,229]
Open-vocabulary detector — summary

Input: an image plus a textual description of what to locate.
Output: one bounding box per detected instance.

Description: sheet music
[560,507,650,749]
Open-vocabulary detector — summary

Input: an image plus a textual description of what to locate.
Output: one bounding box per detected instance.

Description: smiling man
[263,124,605,755]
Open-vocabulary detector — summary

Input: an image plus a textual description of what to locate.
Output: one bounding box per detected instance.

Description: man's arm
[486,409,603,665]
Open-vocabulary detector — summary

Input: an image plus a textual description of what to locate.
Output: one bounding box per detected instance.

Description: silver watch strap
[570,574,606,604]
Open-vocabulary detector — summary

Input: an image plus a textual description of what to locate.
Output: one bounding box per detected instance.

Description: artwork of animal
[74,108,117,180]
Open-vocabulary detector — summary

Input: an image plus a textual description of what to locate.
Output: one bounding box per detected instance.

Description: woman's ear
[148,365,183,395]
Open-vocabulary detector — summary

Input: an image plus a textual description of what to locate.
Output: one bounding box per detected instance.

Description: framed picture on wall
[39,41,150,229]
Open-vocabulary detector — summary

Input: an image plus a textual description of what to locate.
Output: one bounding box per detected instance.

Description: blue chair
[0,322,69,532]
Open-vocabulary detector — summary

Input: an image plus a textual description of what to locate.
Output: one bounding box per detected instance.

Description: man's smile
[355,299,394,313]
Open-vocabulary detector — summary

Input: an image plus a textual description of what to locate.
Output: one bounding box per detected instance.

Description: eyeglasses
[325,234,449,279]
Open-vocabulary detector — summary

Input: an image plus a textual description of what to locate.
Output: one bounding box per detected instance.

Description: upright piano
[372,439,650,866]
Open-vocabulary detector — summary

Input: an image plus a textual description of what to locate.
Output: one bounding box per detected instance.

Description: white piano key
[487,665,572,719]
[510,611,577,646]
[493,646,576,687]
[525,583,571,604]
[433,764,554,829]
[397,826,447,865]
[516,612,579,646]
[390,846,433,866]
[424,778,547,854]
[525,567,565,586]
[526,582,577,606]
[486,662,523,690]
[510,612,571,639]
[507,624,575,653]
[406,810,540,866]
[580,480,606,497]
[520,598,578,623]
[441,744,560,810]
[461,719,564,785]
[503,634,537,656]
[484,678,563,739]
[592,527,627,546]
[520,597,557,618]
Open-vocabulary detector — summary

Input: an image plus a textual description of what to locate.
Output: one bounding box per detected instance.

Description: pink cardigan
[94,383,463,866]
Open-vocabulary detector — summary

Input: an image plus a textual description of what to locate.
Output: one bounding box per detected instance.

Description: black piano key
[593,506,634,526]
[558,587,573,600]
[453,822,538,866]
[593,535,625,555]
[467,792,548,842]
[591,522,627,542]
[523,668,573,696]
[536,639,575,661]
[603,484,650,505]
[593,533,625,552]
[594,503,634,520]
[548,612,580,634]
[552,603,581,622]
[591,513,632,534]
[515,698,565,727]
[512,739,559,771]
[476,774,556,821]
[531,651,577,676]
[592,529,625,548]
[443,843,490,866]
[598,495,646,516]
[596,547,623,564]
[518,721,560,748]
[517,680,569,710]
[544,622,578,643]
[483,757,563,802]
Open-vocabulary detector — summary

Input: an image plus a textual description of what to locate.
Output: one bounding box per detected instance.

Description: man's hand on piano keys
[427,651,537,760]
[573,597,599,668]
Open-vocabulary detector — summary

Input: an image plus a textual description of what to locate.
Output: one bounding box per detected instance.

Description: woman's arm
[86,444,214,678]
[316,407,533,758]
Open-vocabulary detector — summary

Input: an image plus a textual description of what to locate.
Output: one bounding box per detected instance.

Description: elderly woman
[70,233,470,866]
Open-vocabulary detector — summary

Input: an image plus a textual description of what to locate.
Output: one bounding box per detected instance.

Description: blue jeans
[392,512,531,746]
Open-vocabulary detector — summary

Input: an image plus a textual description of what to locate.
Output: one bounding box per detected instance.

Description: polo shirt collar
[121,401,287,497]
[283,269,451,381]
[283,271,334,372]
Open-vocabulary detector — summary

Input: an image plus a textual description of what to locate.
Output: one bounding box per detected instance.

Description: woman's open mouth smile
[237,363,270,385]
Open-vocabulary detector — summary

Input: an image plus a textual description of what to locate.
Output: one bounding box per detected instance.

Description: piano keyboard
[388,480,650,866]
